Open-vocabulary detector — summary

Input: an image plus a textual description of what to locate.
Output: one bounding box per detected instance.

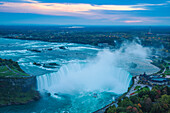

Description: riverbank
[94,59,165,113]
[106,85,170,113]
[2,36,104,47]
[103,58,170,113]
[93,77,135,113]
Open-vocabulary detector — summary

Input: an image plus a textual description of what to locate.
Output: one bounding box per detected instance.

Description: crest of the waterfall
[37,50,132,95]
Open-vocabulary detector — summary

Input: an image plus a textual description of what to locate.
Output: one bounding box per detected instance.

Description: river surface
[0,38,159,113]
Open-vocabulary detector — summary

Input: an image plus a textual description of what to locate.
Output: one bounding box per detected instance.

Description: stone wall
[0,76,36,92]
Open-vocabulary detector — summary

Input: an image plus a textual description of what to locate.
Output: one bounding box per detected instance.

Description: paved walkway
[161,66,166,74]
[126,76,152,97]
[6,65,20,76]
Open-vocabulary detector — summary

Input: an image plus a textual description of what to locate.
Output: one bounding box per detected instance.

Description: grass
[134,87,150,94]
[163,62,170,75]
[0,71,16,77]
[11,68,29,76]
[164,69,170,75]
[0,65,29,77]
[151,59,170,76]
[134,86,141,90]
[0,66,8,72]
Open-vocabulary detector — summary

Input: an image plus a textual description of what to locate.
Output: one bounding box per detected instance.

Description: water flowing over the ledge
[37,50,132,96]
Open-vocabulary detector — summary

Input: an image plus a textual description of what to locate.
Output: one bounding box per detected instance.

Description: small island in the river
[0,58,40,106]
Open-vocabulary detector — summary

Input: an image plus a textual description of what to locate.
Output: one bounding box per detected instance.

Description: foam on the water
[37,50,132,95]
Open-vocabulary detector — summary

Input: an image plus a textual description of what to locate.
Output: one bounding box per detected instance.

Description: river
[0,38,159,113]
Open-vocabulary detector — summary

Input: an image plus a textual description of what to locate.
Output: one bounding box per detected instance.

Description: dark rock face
[0,76,36,91]
[43,63,60,68]
[0,76,40,106]
[47,48,53,51]
[48,63,59,66]
[59,46,66,50]
[33,62,60,68]
[27,49,41,53]
[33,62,41,66]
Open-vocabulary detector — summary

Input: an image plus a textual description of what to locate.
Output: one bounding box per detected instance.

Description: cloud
[22,0,38,3]
[0,0,148,17]
[0,0,168,15]
[124,20,142,23]
[0,0,150,20]
[0,0,169,24]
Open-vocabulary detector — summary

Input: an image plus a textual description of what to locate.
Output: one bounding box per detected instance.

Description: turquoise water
[0,38,121,113]
[0,38,158,113]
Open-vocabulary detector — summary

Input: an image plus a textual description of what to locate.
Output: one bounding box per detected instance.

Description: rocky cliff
[0,58,40,106]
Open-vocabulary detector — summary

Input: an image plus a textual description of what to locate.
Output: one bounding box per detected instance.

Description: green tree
[142,97,152,112]
[160,94,170,104]
[107,105,116,113]
[149,90,157,101]
[150,103,163,113]
[119,98,133,107]
[130,96,140,104]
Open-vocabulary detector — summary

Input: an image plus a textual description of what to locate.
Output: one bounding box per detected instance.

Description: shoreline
[93,77,135,113]
[1,37,99,47]
[94,60,165,113]
[93,63,161,113]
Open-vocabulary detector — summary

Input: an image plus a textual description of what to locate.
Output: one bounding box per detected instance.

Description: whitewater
[37,50,132,95]
[0,38,159,113]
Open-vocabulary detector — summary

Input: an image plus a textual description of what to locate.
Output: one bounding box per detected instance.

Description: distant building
[145,26,154,36]
[149,78,169,85]
[148,26,152,34]
[139,73,169,86]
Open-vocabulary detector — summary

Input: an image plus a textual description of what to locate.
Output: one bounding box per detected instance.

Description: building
[139,72,169,86]
[149,78,169,85]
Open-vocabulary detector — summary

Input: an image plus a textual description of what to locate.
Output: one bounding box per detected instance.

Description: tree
[130,96,140,104]
[150,103,162,113]
[160,94,170,105]
[162,87,168,95]
[116,107,126,113]
[119,98,133,107]
[142,97,152,112]
[149,90,157,101]
[107,105,116,113]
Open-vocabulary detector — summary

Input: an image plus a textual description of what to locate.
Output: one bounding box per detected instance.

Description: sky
[0,0,170,25]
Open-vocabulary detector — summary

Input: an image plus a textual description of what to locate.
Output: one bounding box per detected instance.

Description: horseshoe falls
[37,63,132,94]
[37,50,132,112]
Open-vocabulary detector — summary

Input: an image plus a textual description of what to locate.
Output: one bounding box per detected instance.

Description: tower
[148,26,152,34]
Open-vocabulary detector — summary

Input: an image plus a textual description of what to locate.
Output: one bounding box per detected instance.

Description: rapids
[0,38,159,113]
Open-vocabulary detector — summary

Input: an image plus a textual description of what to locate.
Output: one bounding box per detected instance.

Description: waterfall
[37,50,132,95]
